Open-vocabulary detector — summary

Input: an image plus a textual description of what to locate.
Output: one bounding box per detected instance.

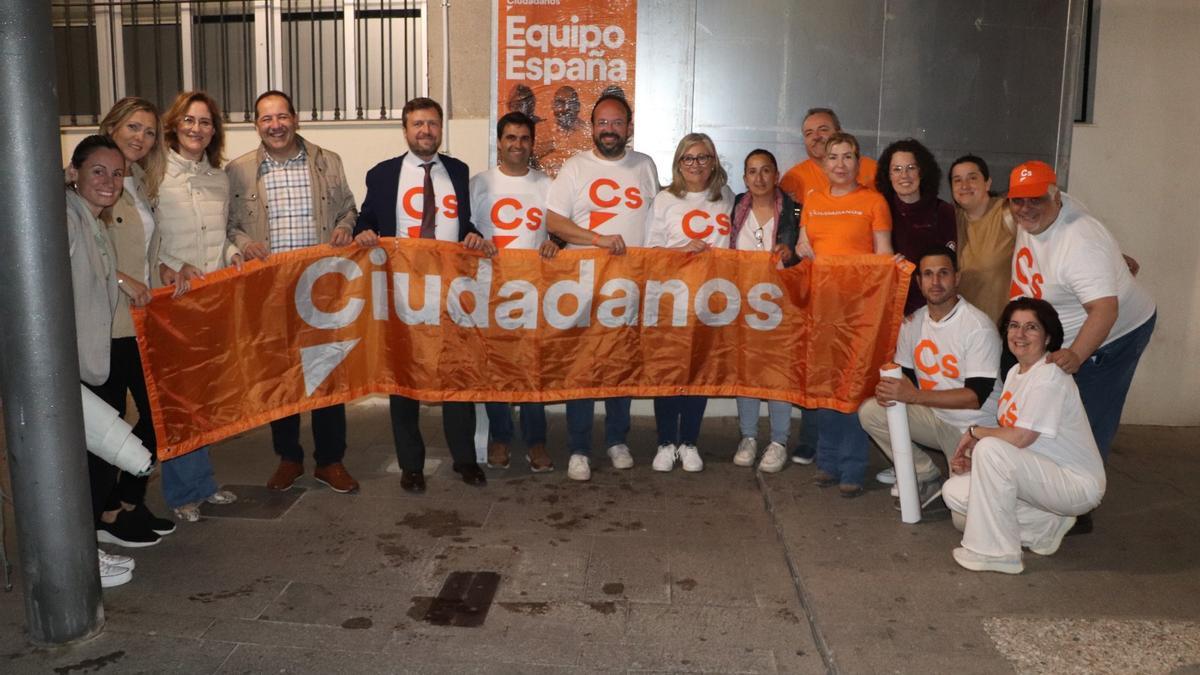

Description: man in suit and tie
[353,97,495,493]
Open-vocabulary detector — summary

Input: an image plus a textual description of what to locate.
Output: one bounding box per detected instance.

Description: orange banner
[133,241,910,459]
[496,0,637,176]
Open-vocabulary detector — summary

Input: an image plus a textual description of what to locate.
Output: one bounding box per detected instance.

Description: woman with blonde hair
[153,90,239,521]
[643,132,734,473]
[90,97,177,538]
[796,132,893,498]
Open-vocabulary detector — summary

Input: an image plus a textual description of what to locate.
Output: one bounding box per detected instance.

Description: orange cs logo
[1011,246,1043,299]
[681,210,732,239]
[490,197,543,231]
[913,339,959,389]
[402,187,458,220]
[588,178,644,209]
[997,391,1018,427]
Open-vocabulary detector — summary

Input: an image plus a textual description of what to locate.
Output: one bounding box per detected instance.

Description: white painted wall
[1068,0,1200,426]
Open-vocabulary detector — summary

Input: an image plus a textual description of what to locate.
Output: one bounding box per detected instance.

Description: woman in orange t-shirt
[796,132,892,258]
[795,132,892,497]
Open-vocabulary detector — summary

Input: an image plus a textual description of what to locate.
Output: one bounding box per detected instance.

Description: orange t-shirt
[780,156,878,205]
[800,186,892,256]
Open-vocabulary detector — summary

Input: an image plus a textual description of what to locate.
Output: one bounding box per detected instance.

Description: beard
[594,132,627,159]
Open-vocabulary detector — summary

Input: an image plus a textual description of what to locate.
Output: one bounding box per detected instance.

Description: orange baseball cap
[1008,160,1058,198]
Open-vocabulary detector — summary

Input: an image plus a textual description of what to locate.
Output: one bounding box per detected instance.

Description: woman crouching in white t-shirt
[644,133,734,473]
[942,297,1105,574]
[728,149,800,473]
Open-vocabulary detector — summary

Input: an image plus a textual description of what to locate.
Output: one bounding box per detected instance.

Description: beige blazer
[225,137,357,250]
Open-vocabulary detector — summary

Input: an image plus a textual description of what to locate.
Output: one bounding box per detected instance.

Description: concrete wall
[1068,0,1200,426]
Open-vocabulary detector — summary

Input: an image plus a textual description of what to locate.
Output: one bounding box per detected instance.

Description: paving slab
[1,404,1197,674]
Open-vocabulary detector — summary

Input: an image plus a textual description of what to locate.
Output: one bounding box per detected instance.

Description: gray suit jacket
[66,189,119,385]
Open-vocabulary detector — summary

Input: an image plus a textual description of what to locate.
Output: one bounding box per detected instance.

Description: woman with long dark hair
[875,138,956,315]
[728,148,799,473]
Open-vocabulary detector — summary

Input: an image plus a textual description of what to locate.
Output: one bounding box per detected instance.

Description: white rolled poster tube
[880,365,920,523]
[81,384,153,476]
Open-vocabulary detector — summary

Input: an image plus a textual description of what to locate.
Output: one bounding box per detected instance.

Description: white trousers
[859,398,961,481]
[941,437,1103,557]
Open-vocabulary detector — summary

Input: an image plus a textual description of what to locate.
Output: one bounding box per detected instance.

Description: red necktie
[420,162,436,239]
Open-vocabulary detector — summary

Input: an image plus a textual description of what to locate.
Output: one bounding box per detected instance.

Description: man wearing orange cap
[779,108,878,204]
[1006,160,1156,474]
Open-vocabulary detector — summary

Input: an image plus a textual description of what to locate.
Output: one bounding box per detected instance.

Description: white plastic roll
[880,366,920,523]
[474,403,489,464]
[81,385,153,476]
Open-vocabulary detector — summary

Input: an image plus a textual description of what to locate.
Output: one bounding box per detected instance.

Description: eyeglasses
[681,154,713,166]
[181,116,214,131]
[752,226,765,250]
[1005,321,1044,333]
[889,164,918,176]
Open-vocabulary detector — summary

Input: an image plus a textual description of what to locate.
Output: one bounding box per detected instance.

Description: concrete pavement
[0,400,1197,673]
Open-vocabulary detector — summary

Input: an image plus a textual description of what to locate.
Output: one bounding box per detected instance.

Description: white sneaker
[98,548,135,571]
[678,444,704,472]
[758,442,787,473]
[652,444,677,472]
[99,559,132,588]
[952,547,1023,575]
[567,455,591,481]
[1029,516,1077,556]
[876,467,897,484]
[733,438,758,466]
[891,477,944,510]
[607,444,634,470]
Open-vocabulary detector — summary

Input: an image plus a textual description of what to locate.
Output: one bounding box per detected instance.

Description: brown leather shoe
[314,462,360,494]
[487,442,510,469]
[267,460,304,491]
[526,444,554,473]
[838,483,864,499]
[813,470,838,488]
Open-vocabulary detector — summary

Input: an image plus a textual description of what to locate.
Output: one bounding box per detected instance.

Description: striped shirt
[260,144,316,252]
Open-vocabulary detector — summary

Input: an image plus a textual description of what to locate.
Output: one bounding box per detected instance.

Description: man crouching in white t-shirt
[544,94,660,482]
[859,246,1002,510]
[469,111,561,474]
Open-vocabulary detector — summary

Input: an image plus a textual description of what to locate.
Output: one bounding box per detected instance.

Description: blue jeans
[736,397,792,446]
[485,402,547,446]
[1074,313,1156,459]
[815,409,868,486]
[792,407,819,460]
[161,446,220,509]
[566,397,631,456]
[653,396,707,446]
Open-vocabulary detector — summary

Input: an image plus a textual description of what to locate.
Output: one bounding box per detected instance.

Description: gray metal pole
[0,0,104,644]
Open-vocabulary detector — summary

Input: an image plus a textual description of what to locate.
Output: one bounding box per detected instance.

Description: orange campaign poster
[133,241,910,459]
[495,0,637,177]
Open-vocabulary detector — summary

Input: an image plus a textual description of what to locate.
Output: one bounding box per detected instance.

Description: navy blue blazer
[355,152,478,240]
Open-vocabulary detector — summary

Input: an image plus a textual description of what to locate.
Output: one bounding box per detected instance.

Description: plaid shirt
[260,143,316,252]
